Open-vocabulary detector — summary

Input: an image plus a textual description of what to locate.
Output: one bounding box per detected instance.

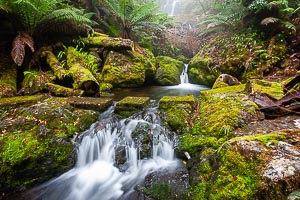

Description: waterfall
[180,64,189,84]
[29,102,179,200]
[170,0,178,16]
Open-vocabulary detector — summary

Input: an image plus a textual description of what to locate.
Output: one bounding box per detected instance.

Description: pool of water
[106,83,210,100]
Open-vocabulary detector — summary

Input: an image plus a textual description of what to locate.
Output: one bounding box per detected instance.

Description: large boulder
[155,56,184,86]
[0,96,112,195]
[159,95,195,131]
[101,50,155,88]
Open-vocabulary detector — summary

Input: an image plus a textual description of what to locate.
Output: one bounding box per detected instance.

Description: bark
[250,91,300,117]
[45,83,83,97]
[41,50,68,80]
[79,33,134,51]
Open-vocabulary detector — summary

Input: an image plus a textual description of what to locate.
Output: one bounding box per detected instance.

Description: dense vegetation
[0,0,300,199]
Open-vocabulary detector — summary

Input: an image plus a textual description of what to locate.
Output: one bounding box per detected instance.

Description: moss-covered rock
[159,95,195,131]
[245,79,284,99]
[101,51,151,88]
[0,97,99,193]
[177,83,299,199]
[155,56,184,86]
[212,74,240,89]
[114,96,150,118]
[179,91,259,155]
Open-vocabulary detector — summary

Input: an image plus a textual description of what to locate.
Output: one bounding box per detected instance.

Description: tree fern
[2,0,97,66]
[102,0,170,43]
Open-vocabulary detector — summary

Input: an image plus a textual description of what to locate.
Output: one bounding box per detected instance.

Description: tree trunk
[45,83,84,97]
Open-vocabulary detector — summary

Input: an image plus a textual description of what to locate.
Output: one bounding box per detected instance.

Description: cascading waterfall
[180,64,189,84]
[170,0,179,16]
[28,102,179,200]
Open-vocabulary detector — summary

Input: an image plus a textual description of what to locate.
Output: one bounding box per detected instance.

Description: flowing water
[180,64,189,84]
[28,102,180,200]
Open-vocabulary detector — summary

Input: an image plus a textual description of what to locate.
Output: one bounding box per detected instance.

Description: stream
[27,102,181,200]
[22,64,204,199]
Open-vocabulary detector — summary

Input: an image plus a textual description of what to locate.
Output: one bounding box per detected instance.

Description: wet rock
[0,97,99,194]
[101,51,155,88]
[212,74,240,89]
[245,79,284,99]
[68,96,113,112]
[155,56,184,86]
[114,96,150,118]
[159,95,195,132]
[143,164,190,199]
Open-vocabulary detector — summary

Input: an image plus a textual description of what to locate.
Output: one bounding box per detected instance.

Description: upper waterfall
[180,64,189,84]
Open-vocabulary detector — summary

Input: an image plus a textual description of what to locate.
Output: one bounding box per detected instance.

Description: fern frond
[11,32,35,66]
[129,2,158,25]
[282,20,296,32]
[41,8,97,26]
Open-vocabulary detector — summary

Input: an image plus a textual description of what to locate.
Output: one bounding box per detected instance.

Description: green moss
[245,79,284,99]
[0,95,45,109]
[159,95,195,131]
[155,56,183,85]
[102,51,146,87]
[114,96,150,118]
[143,184,172,200]
[193,149,260,200]
[179,93,258,155]
[201,84,246,95]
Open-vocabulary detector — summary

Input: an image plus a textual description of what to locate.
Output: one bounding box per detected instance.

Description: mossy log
[45,83,84,97]
[67,47,99,96]
[42,51,68,80]
[80,34,134,51]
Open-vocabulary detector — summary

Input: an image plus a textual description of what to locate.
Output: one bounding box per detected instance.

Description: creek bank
[175,81,300,199]
[0,95,113,197]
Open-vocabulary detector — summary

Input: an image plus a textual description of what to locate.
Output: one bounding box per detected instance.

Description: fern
[3,0,97,66]
[102,0,169,40]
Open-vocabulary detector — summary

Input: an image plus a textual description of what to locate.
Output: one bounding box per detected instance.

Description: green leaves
[103,0,169,39]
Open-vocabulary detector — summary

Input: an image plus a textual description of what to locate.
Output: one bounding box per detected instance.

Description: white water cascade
[29,102,179,200]
[180,64,189,84]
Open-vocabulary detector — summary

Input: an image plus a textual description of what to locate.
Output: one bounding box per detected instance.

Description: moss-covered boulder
[101,51,155,88]
[159,95,195,132]
[114,96,150,118]
[155,56,184,86]
[245,79,284,99]
[0,96,100,194]
[178,84,300,199]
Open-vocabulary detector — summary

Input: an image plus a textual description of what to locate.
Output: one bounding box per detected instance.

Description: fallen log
[45,83,83,97]
[41,50,68,80]
[67,47,99,96]
[79,33,134,51]
[249,90,300,117]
